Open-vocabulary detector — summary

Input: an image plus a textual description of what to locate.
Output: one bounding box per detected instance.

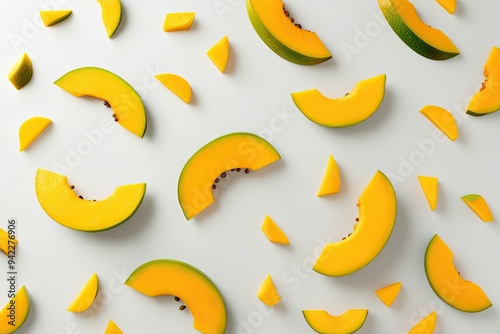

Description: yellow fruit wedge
[68,273,99,312]
[40,10,72,26]
[155,73,192,104]
[418,176,438,211]
[408,311,436,334]
[461,194,494,222]
[97,0,122,38]
[257,275,280,306]
[19,116,52,151]
[261,215,289,244]
[0,286,30,333]
[207,36,229,73]
[436,0,456,14]
[8,53,33,90]
[0,228,17,255]
[420,105,458,141]
[163,12,195,32]
[317,155,341,196]
[375,282,402,307]
[105,320,123,334]
[302,309,368,334]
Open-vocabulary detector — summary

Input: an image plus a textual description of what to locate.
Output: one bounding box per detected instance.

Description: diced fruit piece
[8,53,33,90]
[425,235,492,312]
[155,73,192,104]
[317,155,341,196]
[302,309,368,334]
[0,286,30,333]
[40,10,72,26]
[435,0,456,14]
[247,0,331,65]
[418,176,438,211]
[313,171,397,276]
[163,12,195,32]
[257,275,280,306]
[54,67,147,138]
[178,133,281,220]
[126,259,226,334]
[97,0,122,38]
[19,116,52,151]
[105,320,123,334]
[467,46,500,116]
[375,282,402,307]
[420,105,458,141]
[35,169,146,232]
[0,229,17,255]
[292,75,386,127]
[408,311,436,334]
[378,0,459,60]
[261,215,289,244]
[68,273,99,312]
[207,36,230,73]
[461,194,494,222]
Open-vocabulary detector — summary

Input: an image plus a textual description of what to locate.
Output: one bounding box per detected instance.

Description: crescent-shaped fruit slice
[418,176,438,211]
[105,320,123,334]
[292,74,386,127]
[35,168,146,232]
[155,73,192,104]
[317,155,341,197]
[261,215,289,244]
[302,309,368,334]
[0,286,30,333]
[420,105,458,141]
[207,36,229,73]
[408,311,436,334]
[436,0,456,14]
[68,273,99,312]
[378,0,459,60]
[257,275,280,306]
[313,171,397,276]
[375,282,402,307]
[178,133,281,220]
[8,53,33,90]
[54,67,147,138]
[461,194,493,222]
[40,10,72,26]
[163,12,195,32]
[97,0,122,38]
[0,229,17,255]
[425,235,492,312]
[19,116,52,151]
[125,259,227,334]
[467,46,500,116]
[247,0,331,65]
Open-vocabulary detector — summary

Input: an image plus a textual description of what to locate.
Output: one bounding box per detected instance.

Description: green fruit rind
[461,194,481,201]
[378,0,459,61]
[246,0,331,65]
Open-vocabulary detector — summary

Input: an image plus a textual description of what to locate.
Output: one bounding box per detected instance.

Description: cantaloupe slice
[418,176,438,211]
[207,36,229,73]
[155,73,192,104]
[461,194,494,222]
[19,116,52,151]
[317,155,341,196]
[257,275,280,306]
[420,105,458,141]
[261,215,289,244]
[375,282,402,307]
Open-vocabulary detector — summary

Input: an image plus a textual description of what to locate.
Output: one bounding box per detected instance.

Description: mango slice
[97,0,122,38]
[461,194,494,222]
[40,10,72,26]
[0,286,30,333]
[375,282,402,307]
[68,273,99,312]
[19,116,52,152]
[418,176,438,211]
[0,228,17,255]
[317,155,341,196]
[155,73,192,104]
[8,53,33,90]
[105,320,123,334]
[302,309,368,334]
[207,36,229,73]
[163,12,195,32]
[261,215,289,244]
[257,275,280,306]
[436,0,456,14]
[408,311,436,334]
[420,105,458,141]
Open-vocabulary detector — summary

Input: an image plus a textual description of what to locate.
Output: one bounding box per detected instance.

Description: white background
[0,0,499,333]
